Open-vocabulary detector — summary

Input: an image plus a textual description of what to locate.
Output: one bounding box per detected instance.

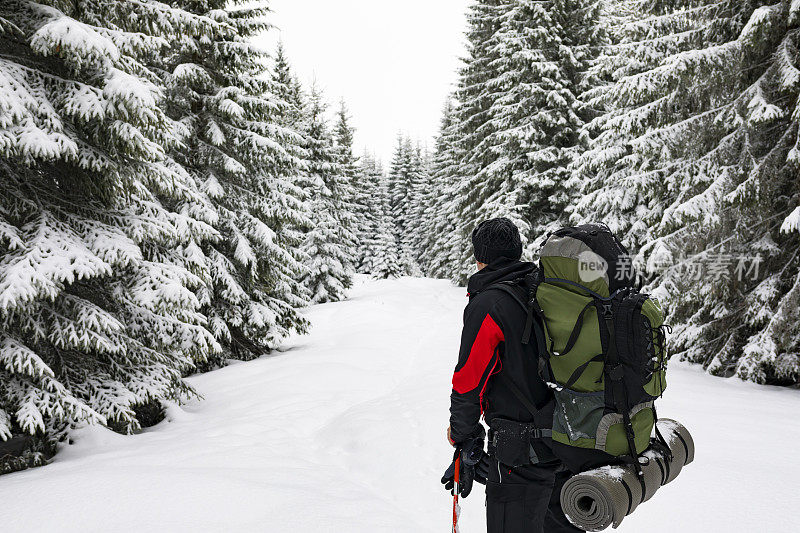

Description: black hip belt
[488,417,554,467]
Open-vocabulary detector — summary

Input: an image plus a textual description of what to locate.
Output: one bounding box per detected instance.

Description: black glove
[441,432,490,498]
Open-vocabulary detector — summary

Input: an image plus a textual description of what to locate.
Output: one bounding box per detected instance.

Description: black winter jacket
[449,257,553,445]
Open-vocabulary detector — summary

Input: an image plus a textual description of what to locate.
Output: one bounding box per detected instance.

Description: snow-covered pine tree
[460,0,608,259]
[354,151,379,273]
[515,0,606,250]
[272,41,308,134]
[661,1,800,385]
[572,0,707,249]
[579,1,800,385]
[436,0,606,282]
[420,99,465,279]
[355,152,377,271]
[332,100,361,272]
[0,0,221,444]
[271,41,315,203]
[270,41,317,293]
[357,153,383,275]
[448,0,515,284]
[404,142,430,272]
[408,141,431,273]
[367,159,404,279]
[301,84,355,303]
[387,135,415,272]
[161,1,310,364]
[463,0,561,252]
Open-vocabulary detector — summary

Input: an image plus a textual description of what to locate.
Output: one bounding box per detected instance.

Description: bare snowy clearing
[1,277,797,532]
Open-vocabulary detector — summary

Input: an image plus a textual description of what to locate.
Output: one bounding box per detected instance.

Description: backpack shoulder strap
[482,275,552,372]
[521,269,544,345]
[483,279,547,349]
[482,281,528,312]
[482,278,553,419]
[496,370,542,418]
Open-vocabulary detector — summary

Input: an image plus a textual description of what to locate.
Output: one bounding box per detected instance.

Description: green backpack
[520,224,670,473]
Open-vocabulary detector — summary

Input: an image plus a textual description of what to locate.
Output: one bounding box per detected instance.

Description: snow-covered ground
[2,277,798,532]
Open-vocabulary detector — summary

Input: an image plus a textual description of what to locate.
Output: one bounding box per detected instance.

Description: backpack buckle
[602,302,613,319]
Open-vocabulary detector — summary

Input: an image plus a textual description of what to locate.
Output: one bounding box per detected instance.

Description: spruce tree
[161,0,310,364]
[272,42,308,133]
[387,135,413,271]
[404,142,430,272]
[440,0,606,282]
[464,0,607,256]
[421,99,464,279]
[0,0,220,443]
[389,136,428,274]
[354,151,379,274]
[475,0,566,250]
[368,160,404,279]
[579,0,800,384]
[572,0,705,248]
[270,41,317,294]
[449,0,516,284]
[357,153,381,275]
[332,100,361,273]
[301,85,354,303]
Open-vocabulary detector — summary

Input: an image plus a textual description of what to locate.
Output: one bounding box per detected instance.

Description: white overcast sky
[257,0,471,165]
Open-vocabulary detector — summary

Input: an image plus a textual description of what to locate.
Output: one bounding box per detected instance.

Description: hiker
[441,218,582,533]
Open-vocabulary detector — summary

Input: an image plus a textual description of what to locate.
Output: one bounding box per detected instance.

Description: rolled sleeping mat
[639,456,664,503]
[647,418,695,486]
[657,418,695,467]
[643,418,694,498]
[560,419,695,531]
[560,465,641,531]
[647,448,676,488]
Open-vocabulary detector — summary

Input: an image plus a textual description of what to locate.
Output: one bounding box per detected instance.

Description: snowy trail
[2,277,799,532]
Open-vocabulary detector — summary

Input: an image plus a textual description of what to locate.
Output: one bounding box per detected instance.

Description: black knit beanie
[471,218,522,264]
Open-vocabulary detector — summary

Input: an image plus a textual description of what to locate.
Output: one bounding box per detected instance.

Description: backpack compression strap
[595,298,646,494]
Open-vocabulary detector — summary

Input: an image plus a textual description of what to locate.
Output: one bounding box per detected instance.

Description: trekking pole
[452,455,461,533]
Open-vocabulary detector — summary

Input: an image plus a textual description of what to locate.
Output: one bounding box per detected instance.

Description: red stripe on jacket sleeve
[452,314,504,394]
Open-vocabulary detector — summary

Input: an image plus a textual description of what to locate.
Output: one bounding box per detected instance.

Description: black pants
[486,457,583,533]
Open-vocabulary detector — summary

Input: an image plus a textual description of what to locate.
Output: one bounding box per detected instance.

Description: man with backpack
[441,218,582,533]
